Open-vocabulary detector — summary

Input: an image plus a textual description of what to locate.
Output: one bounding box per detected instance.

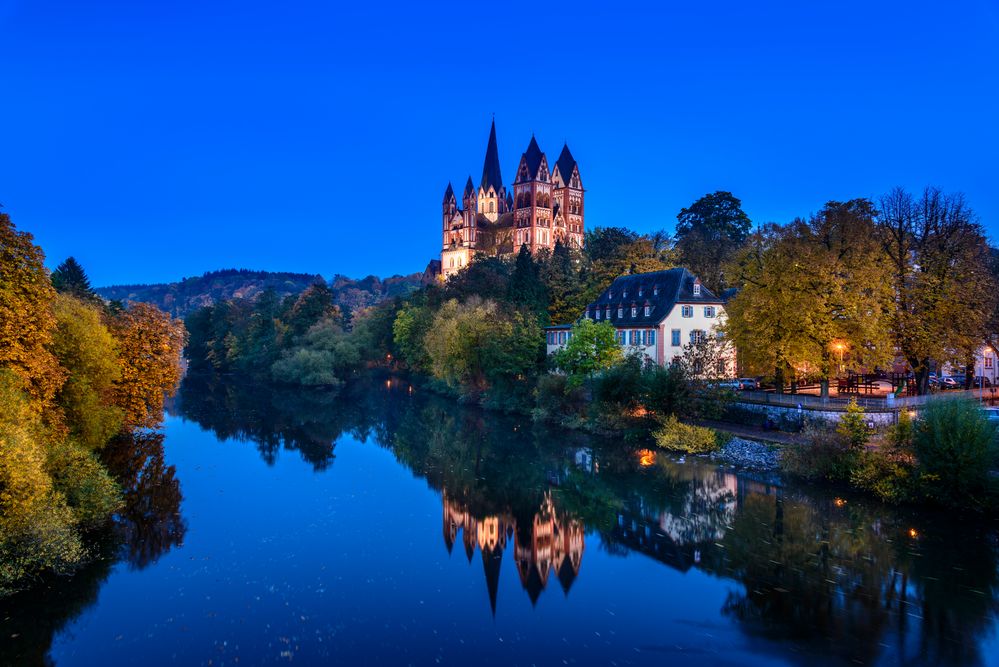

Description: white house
[545,268,736,376]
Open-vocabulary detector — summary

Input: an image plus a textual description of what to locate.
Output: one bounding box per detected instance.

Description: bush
[850,450,914,504]
[836,399,869,450]
[532,373,586,426]
[913,397,997,507]
[781,425,857,482]
[643,363,689,417]
[592,355,645,416]
[653,416,721,454]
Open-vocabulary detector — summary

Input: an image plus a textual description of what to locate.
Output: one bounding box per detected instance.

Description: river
[2,374,998,666]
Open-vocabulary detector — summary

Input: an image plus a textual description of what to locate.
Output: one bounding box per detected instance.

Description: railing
[737,388,992,411]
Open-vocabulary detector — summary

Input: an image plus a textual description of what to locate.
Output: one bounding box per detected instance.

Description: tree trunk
[775,364,785,394]
[820,349,831,399]
[910,358,931,395]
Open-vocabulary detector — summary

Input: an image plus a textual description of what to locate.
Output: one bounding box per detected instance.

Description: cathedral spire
[480,119,503,192]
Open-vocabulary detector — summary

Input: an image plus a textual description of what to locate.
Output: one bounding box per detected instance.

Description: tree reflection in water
[172,373,999,665]
[0,430,186,666]
[7,374,995,667]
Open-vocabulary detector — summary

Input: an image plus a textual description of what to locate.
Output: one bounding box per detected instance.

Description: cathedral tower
[513,136,553,253]
[477,119,507,222]
[552,143,585,249]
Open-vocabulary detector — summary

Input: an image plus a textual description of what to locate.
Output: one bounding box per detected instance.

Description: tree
[0,212,66,409]
[675,191,752,292]
[724,224,813,392]
[108,303,186,428]
[50,257,98,302]
[543,240,585,324]
[877,187,994,394]
[507,244,549,320]
[284,282,338,340]
[552,319,622,385]
[271,316,360,387]
[49,294,124,449]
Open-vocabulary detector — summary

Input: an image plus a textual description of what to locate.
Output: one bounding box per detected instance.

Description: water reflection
[170,374,999,665]
[6,374,998,666]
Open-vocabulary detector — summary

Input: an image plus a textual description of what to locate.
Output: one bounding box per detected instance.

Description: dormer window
[605,306,611,319]
[608,290,613,299]
[617,306,623,318]
[623,290,627,298]
[630,305,637,317]
[595,309,601,320]
[653,285,659,296]
[693,282,701,296]
[638,287,643,297]
[644,305,651,317]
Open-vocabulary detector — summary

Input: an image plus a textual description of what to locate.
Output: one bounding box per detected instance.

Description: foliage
[552,319,622,385]
[913,397,997,507]
[653,415,720,454]
[108,302,186,429]
[271,316,360,387]
[675,191,751,292]
[781,425,856,482]
[532,373,587,425]
[50,294,124,449]
[878,187,996,394]
[643,362,689,417]
[850,449,914,504]
[0,212,66,409]
[836,399,869,451]
[51,257,99,302]
[0,372,84,595]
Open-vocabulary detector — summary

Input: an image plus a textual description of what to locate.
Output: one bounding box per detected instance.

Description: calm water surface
[3,375,998,666]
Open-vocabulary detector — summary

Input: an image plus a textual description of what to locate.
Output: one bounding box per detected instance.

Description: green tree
[836,399,869,451]
[271,316,360,386]
[552,319,622,385]
[913,397,996,507]
[675,191,751,292]
[392,299,435,372]
[50,257,98,302]
[507,244,549,320]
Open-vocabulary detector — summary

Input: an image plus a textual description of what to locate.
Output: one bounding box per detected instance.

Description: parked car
[972,376,993,387]
[737,378,759,390]
[951,374,968,388]
[938,376,959,390]
[710,379,742,391]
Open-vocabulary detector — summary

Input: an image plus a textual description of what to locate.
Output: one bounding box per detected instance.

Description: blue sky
[2,0,997,286]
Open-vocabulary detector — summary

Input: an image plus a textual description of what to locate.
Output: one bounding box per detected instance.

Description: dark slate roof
[480,119,503,192]
[520,135,545,180]
[554,143,579,187]
[721,287,739,303]
[442,182,455,204]
[463,176,475,197]
[585,268,724,327]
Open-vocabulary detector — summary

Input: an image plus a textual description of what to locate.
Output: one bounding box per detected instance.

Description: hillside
[97,268,423,318]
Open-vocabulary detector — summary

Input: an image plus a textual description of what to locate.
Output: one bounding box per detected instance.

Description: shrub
[653,416,720,454]
[781,425,856,482]
[850,450,914,504]
[643,363,689,417]
[592,355,645,416]
[913,397,997,507]
[836,399,869,450]
[532,373,586,426]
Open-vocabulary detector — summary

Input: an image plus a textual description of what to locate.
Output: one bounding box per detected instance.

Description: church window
[489,201,494,213]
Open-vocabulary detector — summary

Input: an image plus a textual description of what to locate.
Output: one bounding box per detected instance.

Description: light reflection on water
[2,374,997,666]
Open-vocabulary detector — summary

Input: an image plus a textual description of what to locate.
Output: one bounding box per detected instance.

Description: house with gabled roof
[546,267,736,374]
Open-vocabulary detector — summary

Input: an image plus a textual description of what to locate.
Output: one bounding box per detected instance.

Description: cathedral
[440,120,585,278]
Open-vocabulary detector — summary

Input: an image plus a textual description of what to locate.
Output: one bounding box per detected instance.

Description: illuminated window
[644,305,651,317]
[631,305,637,317]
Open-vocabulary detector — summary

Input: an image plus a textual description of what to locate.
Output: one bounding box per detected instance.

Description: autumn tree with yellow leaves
[0,212,186,595]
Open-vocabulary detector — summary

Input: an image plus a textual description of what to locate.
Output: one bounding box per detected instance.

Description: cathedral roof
[463,176,475,197]
[554,143,579,188]
[521,135,545,180]
[480,119,504,192]
[442,182,455,204]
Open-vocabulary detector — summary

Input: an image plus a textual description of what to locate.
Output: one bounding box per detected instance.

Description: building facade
[440,120,585,278]
[545,268,736,375]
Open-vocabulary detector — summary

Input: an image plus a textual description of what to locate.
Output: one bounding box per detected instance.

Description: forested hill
[96,268,423,317]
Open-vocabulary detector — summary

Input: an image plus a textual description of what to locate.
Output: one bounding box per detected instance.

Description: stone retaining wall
[733,401,900,428]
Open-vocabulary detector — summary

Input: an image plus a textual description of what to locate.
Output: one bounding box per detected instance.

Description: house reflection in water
[442,490,584,613]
